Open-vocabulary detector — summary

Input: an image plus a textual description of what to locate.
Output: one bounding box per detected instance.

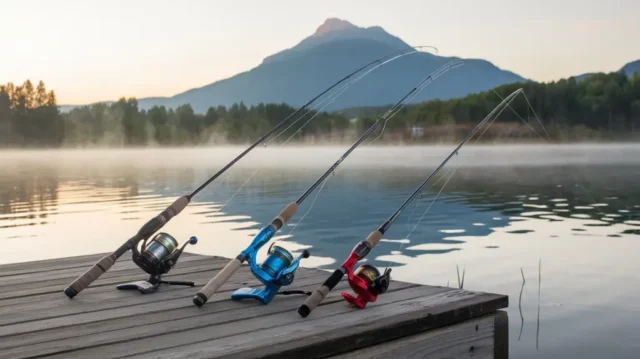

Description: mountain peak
[312,18,357,37]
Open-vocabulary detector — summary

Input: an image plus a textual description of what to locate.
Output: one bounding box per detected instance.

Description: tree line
[0,80,63,147]
[352,71,640,142]
[1,71,639,147]
[1,81,352,147]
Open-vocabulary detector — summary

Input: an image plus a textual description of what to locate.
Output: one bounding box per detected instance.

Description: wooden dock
[0,252,509,358]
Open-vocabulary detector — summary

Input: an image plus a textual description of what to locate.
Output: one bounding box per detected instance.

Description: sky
[2,0,638,104]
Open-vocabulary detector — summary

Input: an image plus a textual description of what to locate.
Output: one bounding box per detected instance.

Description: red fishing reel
[341,264,392,309]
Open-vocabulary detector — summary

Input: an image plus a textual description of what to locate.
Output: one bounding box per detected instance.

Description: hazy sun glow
[2,0,638,104]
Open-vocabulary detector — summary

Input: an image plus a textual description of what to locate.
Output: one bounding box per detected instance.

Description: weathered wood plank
[37,284,440,359]
[0,255,222,293]
[119,289,507,359]
[0,258,229,300]
[0,257,226,307]
[0,251,201,277]
[0,265,325,327]
[0,253,509,359]
[0,276,361,354]
[0,252,206,286]
[327,311,509,359]
[0,282,421,358]
[0,253,109,274]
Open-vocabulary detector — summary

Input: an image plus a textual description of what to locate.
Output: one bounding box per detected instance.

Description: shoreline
[2,139,640,151]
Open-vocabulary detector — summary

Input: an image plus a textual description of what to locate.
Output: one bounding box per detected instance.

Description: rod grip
[138,196,190,238]
[193,258,242,307]
[160,195,190,222]
[271,202,298,230]
[64,254,117,298]
[365,230,383,248]
[297,268,344,317]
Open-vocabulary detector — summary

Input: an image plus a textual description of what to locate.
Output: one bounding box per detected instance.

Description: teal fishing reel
[231,242,310,304]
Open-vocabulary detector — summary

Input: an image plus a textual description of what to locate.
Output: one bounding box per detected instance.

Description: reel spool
[117,232,197,294]
[231,242,310,304]
[342,264,392,309]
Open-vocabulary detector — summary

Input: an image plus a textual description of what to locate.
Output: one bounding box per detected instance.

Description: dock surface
[0,252,508,358]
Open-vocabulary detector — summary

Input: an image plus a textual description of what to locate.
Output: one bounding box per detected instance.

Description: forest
[1,71,639,148]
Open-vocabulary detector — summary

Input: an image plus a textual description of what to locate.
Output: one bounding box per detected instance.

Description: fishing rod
[192,59,466,307]
[62,46,432,298]
[297,88,525,317]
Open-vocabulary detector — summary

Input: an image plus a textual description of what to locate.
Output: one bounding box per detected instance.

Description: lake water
[1,144,640,358]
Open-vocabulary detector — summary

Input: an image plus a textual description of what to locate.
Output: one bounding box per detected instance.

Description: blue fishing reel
[231,242,310,304]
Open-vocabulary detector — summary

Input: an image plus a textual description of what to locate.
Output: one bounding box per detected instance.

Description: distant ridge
[572,59,640,82]
[62,18,529,113]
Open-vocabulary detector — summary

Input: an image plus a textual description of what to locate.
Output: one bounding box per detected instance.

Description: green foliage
[0,80,63,147]
[2,71,639,148]
[57,96,349,147]
[344,71,640,142]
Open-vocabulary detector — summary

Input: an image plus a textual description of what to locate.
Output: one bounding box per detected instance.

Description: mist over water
[1,144,640,358]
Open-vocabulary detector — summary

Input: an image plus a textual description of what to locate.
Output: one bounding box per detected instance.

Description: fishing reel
[342,264,392,309]
[117,232,198,294]
[231,242,310,304]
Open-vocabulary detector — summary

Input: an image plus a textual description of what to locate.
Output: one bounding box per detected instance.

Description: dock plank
[0,252,208,286]
[0,257,228,300]
[0,253,508,359]
[0,254,220,293]
[121,289,507,359]
[0,266,325,329]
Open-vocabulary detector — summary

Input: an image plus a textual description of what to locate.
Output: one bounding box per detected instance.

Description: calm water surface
[1,144,640,358]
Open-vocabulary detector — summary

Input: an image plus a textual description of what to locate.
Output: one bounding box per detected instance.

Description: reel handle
[64,253,117,298]
[178,236,198,252]
[193,257,243,307]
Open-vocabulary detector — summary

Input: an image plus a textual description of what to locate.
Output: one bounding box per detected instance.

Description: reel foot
[341,292,368,309]
[231,287,273,305]
[116,280,159,294]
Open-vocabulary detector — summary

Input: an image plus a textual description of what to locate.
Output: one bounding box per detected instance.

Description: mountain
[621,60,640,76]
[66,18,528,113]
[571,59,640,82]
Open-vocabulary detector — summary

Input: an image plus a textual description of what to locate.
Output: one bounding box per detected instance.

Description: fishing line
[266,48,438,147]
[297,89,525,317]
[399,168,458,252]
[522,92,551,139]
[401,171,450,239]
[399,90,520,250]
[62,47,436,299]
[279,49,440,145]
[193,56,467,308]
[406,174,448,224]
[264,80,352,146]
[219,78,368,212]
[365,60,466,146]
[215,48,437,214]
[491,88,612,220]
[490,88,543,138]
[400,94,512,241]
[279,60,467,239]
[287,177,330,235]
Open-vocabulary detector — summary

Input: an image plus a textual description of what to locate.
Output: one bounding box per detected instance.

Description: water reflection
[1,151,640,265]
[1,146,640,359]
